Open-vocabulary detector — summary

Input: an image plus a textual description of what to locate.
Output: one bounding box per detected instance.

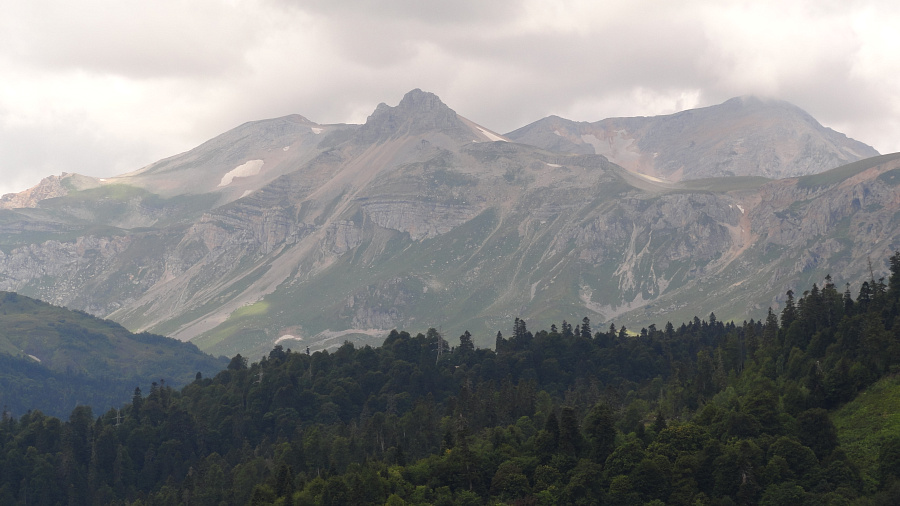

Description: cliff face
[1,90,898,358]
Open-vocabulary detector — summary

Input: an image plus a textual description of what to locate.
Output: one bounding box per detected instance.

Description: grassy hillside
[797,152,900,188]
[832,374,900,491]
[0,291,227,417]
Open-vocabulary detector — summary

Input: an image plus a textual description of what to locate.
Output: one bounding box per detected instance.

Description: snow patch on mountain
[477,126,506,142]
[219,160,264,187]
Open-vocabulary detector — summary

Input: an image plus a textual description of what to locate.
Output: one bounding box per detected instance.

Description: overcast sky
[1,0,898,195]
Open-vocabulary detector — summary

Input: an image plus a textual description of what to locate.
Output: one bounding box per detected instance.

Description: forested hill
[0,291,227,417]
[5,256,900,504]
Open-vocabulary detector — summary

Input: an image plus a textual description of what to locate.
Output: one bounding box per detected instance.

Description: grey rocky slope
[505,96,879,181]
[0,89,897,358]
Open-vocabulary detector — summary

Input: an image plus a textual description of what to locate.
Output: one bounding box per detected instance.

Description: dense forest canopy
[5,254,900,504]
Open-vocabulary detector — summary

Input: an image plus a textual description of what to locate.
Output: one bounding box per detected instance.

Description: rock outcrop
[0,173,101,209]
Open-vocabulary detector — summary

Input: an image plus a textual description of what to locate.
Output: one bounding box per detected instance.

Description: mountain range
[0,89,896,358]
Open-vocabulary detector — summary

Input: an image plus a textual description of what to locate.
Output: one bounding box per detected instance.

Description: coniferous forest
[6,255,900,504]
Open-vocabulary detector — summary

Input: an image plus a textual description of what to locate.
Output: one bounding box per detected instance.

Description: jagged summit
[396,88,449,112]
[356,89,502,144]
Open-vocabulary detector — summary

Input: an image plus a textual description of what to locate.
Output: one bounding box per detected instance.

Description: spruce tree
[581,317,592,339]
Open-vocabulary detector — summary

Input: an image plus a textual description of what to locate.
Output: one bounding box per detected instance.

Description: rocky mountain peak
[396,88,447,112]
[355,89,474,144]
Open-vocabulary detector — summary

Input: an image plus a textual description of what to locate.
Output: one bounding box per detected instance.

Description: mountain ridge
[505,95,879,181]
[0,90,895,357]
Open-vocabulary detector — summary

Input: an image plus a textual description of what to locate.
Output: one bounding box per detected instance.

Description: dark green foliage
[880,436,900,484]
[797,408,838,459]
[4,253,900,504]
[584,402,617,463]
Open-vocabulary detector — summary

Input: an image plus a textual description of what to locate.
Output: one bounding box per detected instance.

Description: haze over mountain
[0,89,895,358]
[505,96,879,181]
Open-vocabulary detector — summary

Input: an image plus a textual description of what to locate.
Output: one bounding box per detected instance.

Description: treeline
[4,256,900,504]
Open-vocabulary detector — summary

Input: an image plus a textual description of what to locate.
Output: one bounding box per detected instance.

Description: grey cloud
[0,112,173,196]
[277,2,721,130]
[0,2,259,79]
[0,0,898,195]
[276,0,521,25]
